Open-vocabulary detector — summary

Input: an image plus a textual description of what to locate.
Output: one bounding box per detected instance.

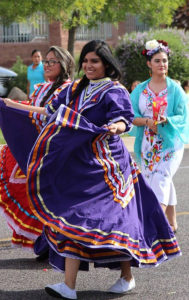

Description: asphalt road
[0,142,189,300]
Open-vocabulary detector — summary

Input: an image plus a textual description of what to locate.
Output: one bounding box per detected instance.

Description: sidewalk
[122,136,135,152]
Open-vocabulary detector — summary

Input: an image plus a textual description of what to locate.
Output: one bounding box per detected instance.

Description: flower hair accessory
[142,39,170,57]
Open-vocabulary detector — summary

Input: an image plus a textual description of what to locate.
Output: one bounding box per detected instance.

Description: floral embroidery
[142,131,162,171]
[142,88,153,109]
[142,87,167,111]
[141,86,174,172]
[163,150,174,161]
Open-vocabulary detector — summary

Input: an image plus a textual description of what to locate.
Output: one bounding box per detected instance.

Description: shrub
[115,28,189,90]
[5,56,28,94]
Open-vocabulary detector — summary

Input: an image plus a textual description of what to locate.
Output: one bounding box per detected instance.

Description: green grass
[0,130,5,144]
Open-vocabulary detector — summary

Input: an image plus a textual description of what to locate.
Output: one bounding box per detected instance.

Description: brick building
[0,14,148,68]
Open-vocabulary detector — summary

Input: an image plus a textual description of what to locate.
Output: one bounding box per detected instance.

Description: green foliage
[0,0,106,55]
[0,0,106,27]
[0,130,5,145]
[5,56,27,94]
[115,28,189,90]
[0,0,184,27]
[90,0,185,27]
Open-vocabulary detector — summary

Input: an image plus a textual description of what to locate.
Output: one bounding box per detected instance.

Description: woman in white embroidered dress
[130,39,189,233]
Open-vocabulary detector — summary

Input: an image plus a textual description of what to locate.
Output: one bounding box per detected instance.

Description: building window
[125,14,149,33]
[76,23,112,40]
[0,13,49,43]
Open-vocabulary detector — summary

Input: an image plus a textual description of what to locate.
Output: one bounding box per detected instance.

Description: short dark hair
[31,49,41,56]
[78,40,122,80]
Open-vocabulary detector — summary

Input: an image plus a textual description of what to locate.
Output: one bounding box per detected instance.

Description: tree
[172,0,189,30]
[0,0,185,56]
[37,0,106,55]
[94,0,186,26]
[0,0,106,56]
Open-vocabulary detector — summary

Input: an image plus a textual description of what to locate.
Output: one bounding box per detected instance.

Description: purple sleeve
[104,87,134,132]
[46,86,69,115]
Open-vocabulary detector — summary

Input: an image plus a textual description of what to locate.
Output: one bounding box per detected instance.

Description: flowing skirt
[26,104,181,271]
[0,100,43,249]
[0,145,43,249]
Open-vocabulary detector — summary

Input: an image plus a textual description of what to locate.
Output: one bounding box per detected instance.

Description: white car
[0,66,17,96]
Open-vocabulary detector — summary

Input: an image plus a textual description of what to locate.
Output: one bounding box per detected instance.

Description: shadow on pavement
[0,289,50,300]
[0,289,137,300]
[0,258,50,270]
[77,290,137,299]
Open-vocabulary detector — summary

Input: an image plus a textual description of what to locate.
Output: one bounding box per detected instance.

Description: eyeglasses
[42,60,60,67]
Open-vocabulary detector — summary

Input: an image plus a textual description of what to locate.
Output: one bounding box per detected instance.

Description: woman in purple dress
[2,40,181,299]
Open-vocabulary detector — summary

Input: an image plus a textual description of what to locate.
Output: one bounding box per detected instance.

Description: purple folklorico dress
[0,78,181,272]
[0,81,71,249]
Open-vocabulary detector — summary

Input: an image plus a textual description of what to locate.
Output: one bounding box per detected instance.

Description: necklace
[83,78,111,103]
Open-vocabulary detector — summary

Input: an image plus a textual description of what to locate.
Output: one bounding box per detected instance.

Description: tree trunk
[67,26,77,57]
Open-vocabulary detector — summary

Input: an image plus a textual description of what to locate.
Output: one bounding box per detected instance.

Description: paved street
[0,139,189,300]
